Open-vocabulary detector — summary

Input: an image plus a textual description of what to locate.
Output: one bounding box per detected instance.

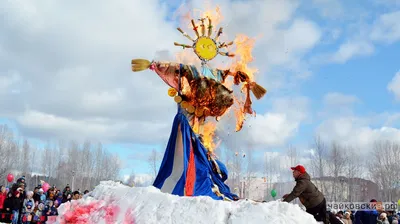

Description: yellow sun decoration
[174,17,235,63]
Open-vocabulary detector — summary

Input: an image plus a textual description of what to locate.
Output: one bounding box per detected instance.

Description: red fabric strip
[185,140,196,196]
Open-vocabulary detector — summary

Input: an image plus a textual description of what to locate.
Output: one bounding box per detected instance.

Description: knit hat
[26,201,33,208]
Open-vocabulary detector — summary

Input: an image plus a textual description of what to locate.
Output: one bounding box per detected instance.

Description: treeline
[0,124,121,191]
[307,136,400,202]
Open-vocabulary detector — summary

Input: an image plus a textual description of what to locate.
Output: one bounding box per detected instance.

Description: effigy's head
[194,36,218,61]
[174,18,234,64]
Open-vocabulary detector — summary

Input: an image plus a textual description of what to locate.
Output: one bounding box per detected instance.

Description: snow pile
[53,181,318,224]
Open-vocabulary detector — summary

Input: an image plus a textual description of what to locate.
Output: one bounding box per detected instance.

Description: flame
[233,95,246,132]
[202,122,217,152]
[201,6,223,26]
[230,34,258,131]
[231,34,258,81]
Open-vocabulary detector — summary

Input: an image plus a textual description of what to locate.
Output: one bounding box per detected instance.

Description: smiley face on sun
[194,37,218,61]
[174,17,235,63]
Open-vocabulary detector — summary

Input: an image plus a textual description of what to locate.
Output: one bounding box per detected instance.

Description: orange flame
[202,122,218,152]
[230,35,258,131]
[231,34,258,81]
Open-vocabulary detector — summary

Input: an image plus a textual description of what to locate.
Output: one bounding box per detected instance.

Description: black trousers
[306,198,328,224]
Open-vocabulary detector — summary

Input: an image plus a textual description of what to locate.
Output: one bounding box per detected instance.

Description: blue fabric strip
[153,112,238,200]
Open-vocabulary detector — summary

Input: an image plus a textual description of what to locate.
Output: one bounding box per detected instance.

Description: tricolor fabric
[153,109,237,200]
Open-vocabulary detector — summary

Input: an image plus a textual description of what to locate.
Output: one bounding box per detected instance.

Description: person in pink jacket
[0,186,6,211]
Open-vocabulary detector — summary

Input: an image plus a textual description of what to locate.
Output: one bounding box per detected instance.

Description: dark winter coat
[354,209,379,224]
[283,172,325,209]
[328,212,345,224]
[3,196,21,212]
[33,193,41,203]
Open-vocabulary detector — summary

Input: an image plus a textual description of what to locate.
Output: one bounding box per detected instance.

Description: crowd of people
[329,207,399,224]
[0,176,89,224]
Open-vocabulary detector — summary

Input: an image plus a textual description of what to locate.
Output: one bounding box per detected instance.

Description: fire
[230,35,258,131]
[202,122,217,152]
[231,34,258,81]
[201,6,223,27]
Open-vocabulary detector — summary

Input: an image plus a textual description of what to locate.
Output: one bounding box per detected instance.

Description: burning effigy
[131,9,266,201]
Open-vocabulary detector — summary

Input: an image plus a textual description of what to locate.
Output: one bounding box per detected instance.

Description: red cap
[291,165,306,174]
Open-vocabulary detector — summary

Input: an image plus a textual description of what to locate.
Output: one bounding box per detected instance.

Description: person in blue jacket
[355,199,379,224]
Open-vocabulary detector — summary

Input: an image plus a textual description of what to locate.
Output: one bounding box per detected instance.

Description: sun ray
[191,19,200,38]
[199,18,206,36]
[207,17,213,37]
[174,42,193,49]
[177,28,195,41]
[214,27,223,41]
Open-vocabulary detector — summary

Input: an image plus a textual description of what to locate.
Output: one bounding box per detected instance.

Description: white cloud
[321,92,360,116]
[330,41,374,63]
[311,0,344,19]
[0,0,320,146]
[317,116,400,151]
[323,92,359,107]
[388,70,400,100]
[370,11,400,44]
[322,9,400,64]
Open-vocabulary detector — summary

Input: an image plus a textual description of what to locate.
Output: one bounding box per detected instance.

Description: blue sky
[1,0,400,179]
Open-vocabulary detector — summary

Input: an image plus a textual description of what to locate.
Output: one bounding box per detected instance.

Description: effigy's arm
[218,69,267,115]
[132,59,181,90]
[132,59,201,93]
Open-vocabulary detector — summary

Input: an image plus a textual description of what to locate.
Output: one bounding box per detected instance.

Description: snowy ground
[53,181,319,224]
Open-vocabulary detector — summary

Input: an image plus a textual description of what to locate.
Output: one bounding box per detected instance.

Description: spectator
[355,199,379,224]
[10,190,22,224]
[38,189,46,203]
[62,185,72,203]
[283,165,327,224]
[0,186,6,211]
[32,187,40,203]
[23,199,34,223]
[3,192,14,214]
[377,212,389,224]
[72,191,80,200]
[55,192,63,205]
[342,211,352,224]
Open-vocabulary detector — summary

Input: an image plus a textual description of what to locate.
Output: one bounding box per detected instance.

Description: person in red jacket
[0,186,6,211]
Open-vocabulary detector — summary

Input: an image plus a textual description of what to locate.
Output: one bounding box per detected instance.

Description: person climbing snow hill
[282,165,328,224]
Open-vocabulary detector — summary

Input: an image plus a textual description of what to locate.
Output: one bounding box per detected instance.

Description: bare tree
[345,148,362,201]
[369,140,400,201]
[22,140,30,175]
[327,142,347,201]
[309,135,328,195]
[148,149,161,178]
[287,145,297,167]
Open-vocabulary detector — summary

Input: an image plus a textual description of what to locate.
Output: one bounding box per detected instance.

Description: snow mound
[54,181,318,224]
